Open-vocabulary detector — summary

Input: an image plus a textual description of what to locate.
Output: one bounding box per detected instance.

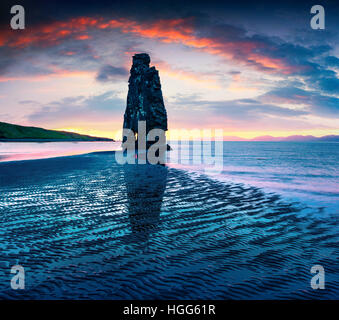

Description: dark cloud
[324,56,339,67]
[19,100,39,104]
[228,71,241,75]
[309,95,339,117]
[27,91,125,125]
[0,47,20,74]
[209,100,308,120]
[96,65,128,82]
[171,95,308,121]
[1,0,338,27]
[316,77,339,93]
[261,87,339,118]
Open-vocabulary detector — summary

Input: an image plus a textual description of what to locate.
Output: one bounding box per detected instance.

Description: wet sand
[0,152,338,299]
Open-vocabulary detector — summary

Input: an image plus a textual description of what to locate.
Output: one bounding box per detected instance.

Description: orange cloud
[0,17,99,48]
[0,16,295,75]
[153,60,220,89]
[227,72,258,93]
[75,34,91,40]
[104,18,293,75]
[0,67,94,82]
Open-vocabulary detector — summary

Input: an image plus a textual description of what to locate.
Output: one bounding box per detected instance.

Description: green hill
[0,122,114,141]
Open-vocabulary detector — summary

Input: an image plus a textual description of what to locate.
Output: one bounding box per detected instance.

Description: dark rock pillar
[123,53,168,148]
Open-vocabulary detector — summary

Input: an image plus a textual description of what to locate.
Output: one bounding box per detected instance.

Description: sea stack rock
[123,53,168,148]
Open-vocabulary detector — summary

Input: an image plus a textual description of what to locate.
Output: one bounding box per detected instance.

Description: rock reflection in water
[123,164,168,245]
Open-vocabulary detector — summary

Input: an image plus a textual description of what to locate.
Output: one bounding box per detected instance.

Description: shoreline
[0,141,120,163]
[0,150,118,164]
[0,139,115,142]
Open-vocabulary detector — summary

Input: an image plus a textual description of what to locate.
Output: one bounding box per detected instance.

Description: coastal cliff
[0,122,114,141]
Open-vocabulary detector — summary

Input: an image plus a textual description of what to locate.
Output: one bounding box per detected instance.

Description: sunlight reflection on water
[0,141,121,162]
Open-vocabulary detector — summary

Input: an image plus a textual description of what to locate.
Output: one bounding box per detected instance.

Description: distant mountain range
[0,122,114,141]
[223,135,339,142]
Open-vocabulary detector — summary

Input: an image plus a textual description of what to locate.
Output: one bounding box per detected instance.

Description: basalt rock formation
[123,53,168,149]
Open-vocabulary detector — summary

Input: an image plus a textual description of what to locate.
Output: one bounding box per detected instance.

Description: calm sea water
[0,141,338,299]
[168,141,339,215]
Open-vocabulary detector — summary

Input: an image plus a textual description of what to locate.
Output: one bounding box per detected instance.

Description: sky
[0,0,338,139]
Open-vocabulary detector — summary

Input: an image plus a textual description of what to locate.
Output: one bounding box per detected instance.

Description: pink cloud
[0,16,297,76]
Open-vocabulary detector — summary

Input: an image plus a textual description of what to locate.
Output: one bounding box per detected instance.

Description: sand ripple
[0,152,338,299]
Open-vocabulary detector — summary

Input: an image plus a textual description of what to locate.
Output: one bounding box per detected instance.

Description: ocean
[0,141,338,299]
[169,141,339,216]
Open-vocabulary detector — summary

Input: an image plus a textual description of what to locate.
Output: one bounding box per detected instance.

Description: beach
[0,144,338,299]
